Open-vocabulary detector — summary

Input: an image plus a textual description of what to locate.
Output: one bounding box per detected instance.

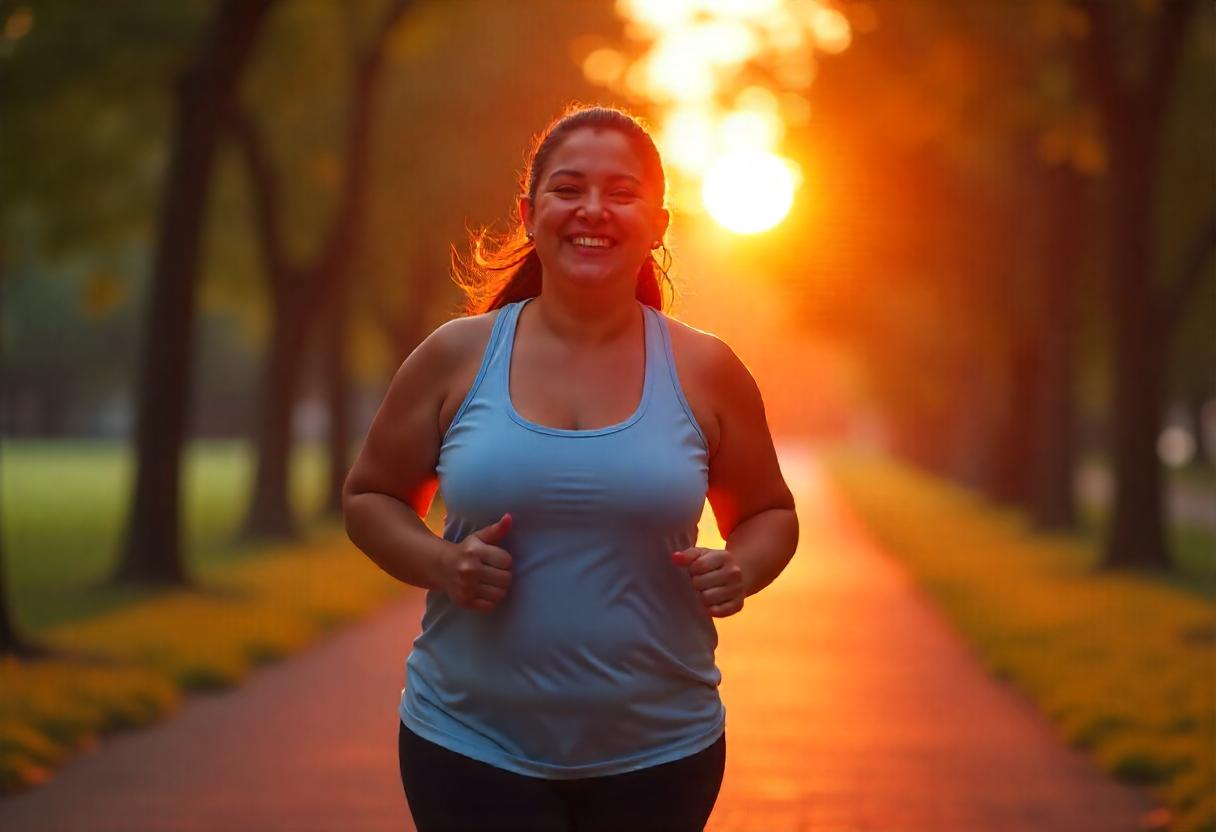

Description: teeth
[571,236,612,248]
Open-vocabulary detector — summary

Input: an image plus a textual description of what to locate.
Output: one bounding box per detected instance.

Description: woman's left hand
[672,547,746,618]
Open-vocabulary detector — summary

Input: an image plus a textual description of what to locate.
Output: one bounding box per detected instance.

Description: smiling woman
[343,104,799,832]
[521,128,669,295]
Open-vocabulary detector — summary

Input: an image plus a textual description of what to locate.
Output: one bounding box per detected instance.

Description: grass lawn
[825,451,1216,832]
[2,439,330,630]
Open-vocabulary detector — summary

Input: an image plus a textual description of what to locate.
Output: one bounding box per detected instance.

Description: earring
[526,231,534,241]
[650,240,661,250]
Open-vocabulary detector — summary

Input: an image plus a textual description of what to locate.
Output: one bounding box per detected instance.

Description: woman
[343,105,798,832]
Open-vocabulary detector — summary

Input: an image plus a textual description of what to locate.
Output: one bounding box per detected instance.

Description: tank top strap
[644,305,709,451]
[481,299,526,396]
[446,300,523,431]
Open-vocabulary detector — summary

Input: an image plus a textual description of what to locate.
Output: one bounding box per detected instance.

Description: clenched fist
[440,513,514,612]
[672,547,746,618]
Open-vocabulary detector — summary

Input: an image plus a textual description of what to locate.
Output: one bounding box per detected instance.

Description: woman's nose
[577,190,609,220]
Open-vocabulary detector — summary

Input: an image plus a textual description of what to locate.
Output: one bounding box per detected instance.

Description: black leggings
[398,722,725,832]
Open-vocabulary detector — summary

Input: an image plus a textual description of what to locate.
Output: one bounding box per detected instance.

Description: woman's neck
[531,279,641,345]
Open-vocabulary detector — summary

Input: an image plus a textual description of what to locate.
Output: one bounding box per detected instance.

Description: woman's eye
[553,186,580,196]
[612,190,638,200]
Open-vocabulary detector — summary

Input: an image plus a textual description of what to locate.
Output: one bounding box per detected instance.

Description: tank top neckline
[502,297,655,438]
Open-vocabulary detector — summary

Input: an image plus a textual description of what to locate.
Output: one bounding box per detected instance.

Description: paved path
[0,588,424,832]
[706,450,1158,832]
[0,452,1160,831]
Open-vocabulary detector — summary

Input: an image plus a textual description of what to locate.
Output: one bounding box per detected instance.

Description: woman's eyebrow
[546,169,643,186]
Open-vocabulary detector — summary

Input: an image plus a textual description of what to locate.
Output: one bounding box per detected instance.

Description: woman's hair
[453,104,673,315]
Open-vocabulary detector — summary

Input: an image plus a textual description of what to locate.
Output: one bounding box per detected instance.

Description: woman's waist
[412,602,719,698]
[401,669,725,776]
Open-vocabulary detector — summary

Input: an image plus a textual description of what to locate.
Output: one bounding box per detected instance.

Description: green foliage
[3,0,628,428]
[1,0,210,252]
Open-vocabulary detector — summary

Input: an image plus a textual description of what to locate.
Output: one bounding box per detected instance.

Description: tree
[117,0,275,584]
[226,0,411,540]
[1077,0,1215,569]
[1029,162,1088,529]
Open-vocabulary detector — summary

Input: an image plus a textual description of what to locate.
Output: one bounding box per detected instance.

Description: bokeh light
[702,151,796,233]
[599,0,853,233]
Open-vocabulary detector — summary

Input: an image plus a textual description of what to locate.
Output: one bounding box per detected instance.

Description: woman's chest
[509,340,644,432]
[438,422,708,531]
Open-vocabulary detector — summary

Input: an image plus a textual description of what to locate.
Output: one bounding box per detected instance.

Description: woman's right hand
[440,513,514,612]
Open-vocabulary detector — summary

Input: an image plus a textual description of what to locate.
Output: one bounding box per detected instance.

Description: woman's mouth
[566,235,617,249]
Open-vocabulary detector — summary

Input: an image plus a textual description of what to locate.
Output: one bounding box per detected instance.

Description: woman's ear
[655,207,670,242]
[519,196,533,237]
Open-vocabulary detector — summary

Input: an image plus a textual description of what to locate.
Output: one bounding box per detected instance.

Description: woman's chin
[556,263,633,288]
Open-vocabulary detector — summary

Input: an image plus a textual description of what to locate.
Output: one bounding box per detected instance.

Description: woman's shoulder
[414,308,502,370]
[659,314,758,457]
[661,314,750,389]
[416,309,506,434]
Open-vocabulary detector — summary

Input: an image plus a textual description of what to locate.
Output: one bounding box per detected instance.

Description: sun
[701,150,796,234]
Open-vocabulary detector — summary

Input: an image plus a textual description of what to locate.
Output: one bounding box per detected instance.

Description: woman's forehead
[542,128,648,180]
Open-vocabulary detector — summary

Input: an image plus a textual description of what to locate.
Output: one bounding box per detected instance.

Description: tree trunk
[0,440,44,657]
[1076,0,1197,571]
[117,0,273,584]
[0,540,23,655]
[324,284,350,517]
[0,461,32,656]
[947,353,996,492]
[1031,165,1084,530]
[241,293,309,540]
[1186,386,1212,468]
[982,348,1038,507]
[0,534,41,657]
[1103,135,1170,570]
[235,0,411,540]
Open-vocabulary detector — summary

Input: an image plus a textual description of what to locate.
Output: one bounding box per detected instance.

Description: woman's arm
[672,335,798,616]
[343,318,514,611]
[343,323,455,590]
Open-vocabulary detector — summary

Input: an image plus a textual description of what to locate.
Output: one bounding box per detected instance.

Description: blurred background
[1,0,1213,827]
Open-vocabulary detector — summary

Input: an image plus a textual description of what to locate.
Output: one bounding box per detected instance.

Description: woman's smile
[567,235,616,249]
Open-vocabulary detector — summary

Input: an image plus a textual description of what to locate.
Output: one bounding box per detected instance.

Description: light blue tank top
[400,297,725,779]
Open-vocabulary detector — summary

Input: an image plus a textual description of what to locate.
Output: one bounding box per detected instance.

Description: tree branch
[311,0,412,305]
[1167,201,1216,332]
[223,104,292,298]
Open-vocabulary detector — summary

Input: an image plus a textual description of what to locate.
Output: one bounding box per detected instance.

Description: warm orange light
[701,151,796,233]
[809,6,851,53]
[582,47,627,86]
[598,1,853,228]
[661,106,718,174]
[4,7,33,40]
[720,109,784,151]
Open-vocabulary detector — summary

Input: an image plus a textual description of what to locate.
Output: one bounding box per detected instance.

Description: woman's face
[522,127,669,292]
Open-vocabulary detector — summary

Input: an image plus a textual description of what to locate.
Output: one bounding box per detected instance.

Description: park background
[1,1,1213,830]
